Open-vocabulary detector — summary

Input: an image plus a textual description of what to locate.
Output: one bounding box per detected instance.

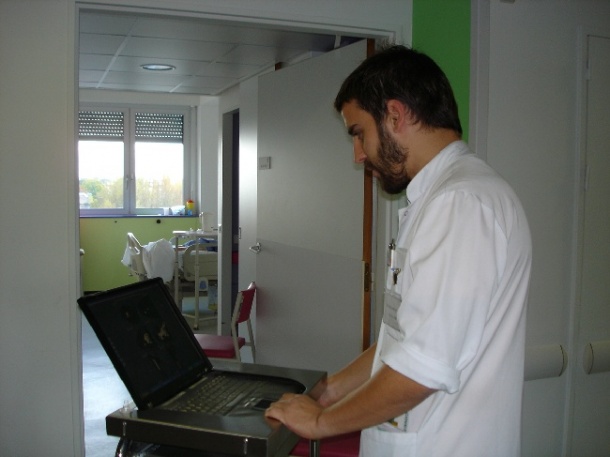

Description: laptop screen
[79,278,212,409]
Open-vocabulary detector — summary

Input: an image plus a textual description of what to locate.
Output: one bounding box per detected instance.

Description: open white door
[255,40,368,373]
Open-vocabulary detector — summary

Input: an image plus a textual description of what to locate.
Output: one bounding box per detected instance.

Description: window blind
[135,112,183,143]
[78,111,124,140]
[79,111,184,143]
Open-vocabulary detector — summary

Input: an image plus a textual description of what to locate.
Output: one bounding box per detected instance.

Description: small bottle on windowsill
[185,199,194,216]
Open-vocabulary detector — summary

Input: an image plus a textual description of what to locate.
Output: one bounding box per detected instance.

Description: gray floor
[82,297,216,457]
[82,316,130,457]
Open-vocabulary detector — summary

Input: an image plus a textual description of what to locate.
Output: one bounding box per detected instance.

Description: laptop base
[114,437,321,457]
[106,360,325,457]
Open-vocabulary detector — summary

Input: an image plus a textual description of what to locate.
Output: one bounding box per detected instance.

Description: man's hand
[265,363,436,442]
[265,393,325,440]
[264,346,377,439]
[264,345,437,441]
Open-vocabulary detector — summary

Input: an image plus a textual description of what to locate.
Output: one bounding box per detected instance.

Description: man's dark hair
[334,45,462,135]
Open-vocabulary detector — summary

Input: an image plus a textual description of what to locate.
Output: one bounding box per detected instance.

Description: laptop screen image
[80,279,213,409]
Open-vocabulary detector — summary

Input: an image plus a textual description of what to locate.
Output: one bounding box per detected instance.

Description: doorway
[219,109,241,335]
[76,5,395,455]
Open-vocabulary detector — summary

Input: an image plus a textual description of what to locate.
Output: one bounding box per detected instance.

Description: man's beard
[365,126,410,195]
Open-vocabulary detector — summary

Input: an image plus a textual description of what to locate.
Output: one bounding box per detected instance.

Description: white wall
[0,1,81,455]
[199,98,220,218]
[78,0,411,41]
[482,1,610,456]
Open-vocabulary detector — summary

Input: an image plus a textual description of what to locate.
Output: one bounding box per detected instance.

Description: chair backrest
[126,232,147,278]
[182,244,218,282]
[233,282,256,325]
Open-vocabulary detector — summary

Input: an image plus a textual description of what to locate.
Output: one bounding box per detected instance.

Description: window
[78,106,192,215]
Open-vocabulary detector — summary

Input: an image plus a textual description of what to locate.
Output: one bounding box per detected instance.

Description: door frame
[74,2,403,453]
[361,42,375,349]
[566,28,610,454]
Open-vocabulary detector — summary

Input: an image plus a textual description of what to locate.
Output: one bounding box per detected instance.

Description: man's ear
[385,99,412,133]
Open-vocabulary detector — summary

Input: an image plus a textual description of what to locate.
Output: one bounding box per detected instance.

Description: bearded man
[266,45,532,457]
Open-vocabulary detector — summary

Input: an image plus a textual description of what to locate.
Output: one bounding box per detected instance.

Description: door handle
[249,242,261,254]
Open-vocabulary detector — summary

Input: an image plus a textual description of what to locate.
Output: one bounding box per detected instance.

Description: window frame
[78,104,194,216]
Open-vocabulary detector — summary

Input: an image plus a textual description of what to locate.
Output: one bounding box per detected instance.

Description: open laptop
[78,278,326,456]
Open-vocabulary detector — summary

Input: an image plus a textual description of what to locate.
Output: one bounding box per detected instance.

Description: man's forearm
[317,364,436,438]
[265,354,436,440]
[318,343,377,407]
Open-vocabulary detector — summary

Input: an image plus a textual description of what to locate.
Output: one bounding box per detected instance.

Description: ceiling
[79,10,363,97]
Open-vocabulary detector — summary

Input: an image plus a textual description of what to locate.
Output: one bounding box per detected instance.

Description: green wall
[80,216,198,292]
[412,0,470,141]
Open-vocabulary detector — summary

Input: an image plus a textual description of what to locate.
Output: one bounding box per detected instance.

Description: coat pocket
[359,426,417,457]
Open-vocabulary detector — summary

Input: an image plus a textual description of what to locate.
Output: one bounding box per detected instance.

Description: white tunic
[360,141,532,457]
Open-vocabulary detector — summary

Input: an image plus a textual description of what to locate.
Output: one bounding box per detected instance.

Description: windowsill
[79,214,199,219]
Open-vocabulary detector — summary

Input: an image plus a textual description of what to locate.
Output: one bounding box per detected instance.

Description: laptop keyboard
[167,373,266,415]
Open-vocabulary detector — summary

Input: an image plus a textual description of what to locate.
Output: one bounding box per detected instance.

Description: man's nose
[353,140,366,164]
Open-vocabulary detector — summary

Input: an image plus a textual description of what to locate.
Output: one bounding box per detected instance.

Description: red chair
[194,282,256,362]
[290,431,361,457]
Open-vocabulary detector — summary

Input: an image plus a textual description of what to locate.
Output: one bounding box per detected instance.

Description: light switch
[258,156,271,170]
